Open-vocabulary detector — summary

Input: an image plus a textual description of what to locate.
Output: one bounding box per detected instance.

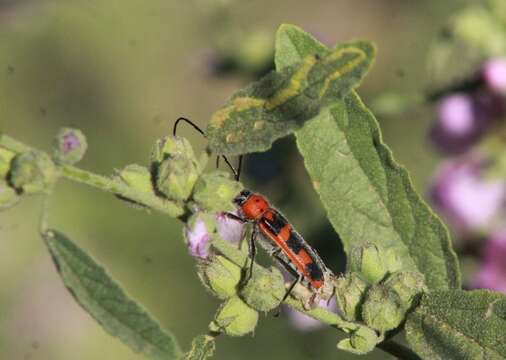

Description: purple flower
[429,93,495,154]
[216,210,245,244]
[53,128,87,165]
[430,157,505,232]
[287,298,336,331]
[472,229,506,293]
[62,133,81,153]
[483,58,506,94]
[185,218,211,259]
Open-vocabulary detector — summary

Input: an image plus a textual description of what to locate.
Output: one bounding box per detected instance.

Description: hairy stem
[0,134,31,153]
[60,165,184,216]
[0,134,185,218]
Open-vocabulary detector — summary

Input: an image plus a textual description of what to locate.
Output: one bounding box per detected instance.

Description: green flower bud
[152,136,207,202]
[0,181,20,210]
[150,137,166,165]
[383,247,403,274]
[198,255,242,299]
[192,171,242,212]
[240,266,284,312]
[162,136,195,160]
[335,273,368,321]
[209,296,258,337]
[9,151,58,194]
[383,271,427,310]
[348,243,388,284]
[156,155,199,201]
[0,147,15,179]
[151,136,207,171]
[52,127,87,165]
[361,284,404,332]
[337,326,380,355]
[116,164,153,193]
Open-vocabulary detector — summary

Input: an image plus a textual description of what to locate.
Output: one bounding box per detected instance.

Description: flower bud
[335,273,368,321]
[153,136,207,202]
[52,128,87,165]
[384,271,426,310]
[348,243,388,284]
[209,296,258,337]
[337,326,380,355]
[116,164,153,194]
[0,181,20,210]
[193,171,242,213]
[361,284,404,332]
[151,136,207,171]
[0,147,15,179]
[240,266,284,312]
[9,151,58,194]
[184,213,217,259]
[156,155,199,201]
[198,255,242,299]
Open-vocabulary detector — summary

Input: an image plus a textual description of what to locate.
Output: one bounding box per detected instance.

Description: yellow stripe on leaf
[265,55,317,110]
[319,47,367,98]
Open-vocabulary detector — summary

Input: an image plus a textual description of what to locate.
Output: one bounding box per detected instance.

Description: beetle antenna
[173,117,242,181]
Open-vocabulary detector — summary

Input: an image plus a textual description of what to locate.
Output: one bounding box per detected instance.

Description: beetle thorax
[240,193,270,220]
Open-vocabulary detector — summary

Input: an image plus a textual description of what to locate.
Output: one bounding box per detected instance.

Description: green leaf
[276,24,460,290]
[183,335,216,360]
[43,229,182,359]
[405,290,506,359]
[206,31,374,156]
[274,23,328,70]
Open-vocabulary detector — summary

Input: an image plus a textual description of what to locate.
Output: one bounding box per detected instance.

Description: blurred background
[1,0,505,359]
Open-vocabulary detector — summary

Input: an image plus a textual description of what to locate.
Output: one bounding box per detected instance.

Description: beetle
[174,117,336,308]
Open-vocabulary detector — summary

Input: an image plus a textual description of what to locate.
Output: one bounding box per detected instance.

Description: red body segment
[239,192,327,290]
[240,193,269,220]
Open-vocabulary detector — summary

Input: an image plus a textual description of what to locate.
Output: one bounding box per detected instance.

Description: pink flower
[430,158,505,232]
[185,218,211,259]
[429,93,498,154]
[216,211,245,244]
[185,211,245,259]
[62,133,81,153]
[473,229,506,293]
[483,58,506,94]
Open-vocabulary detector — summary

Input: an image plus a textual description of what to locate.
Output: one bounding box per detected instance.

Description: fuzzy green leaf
[183,335,216,360]
[405,290,506,359]
[206,33,374,155]
[43,229,181,359]
[276,24,460,290]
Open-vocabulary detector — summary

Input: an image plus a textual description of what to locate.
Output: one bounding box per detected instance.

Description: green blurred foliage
[1,0,461,359]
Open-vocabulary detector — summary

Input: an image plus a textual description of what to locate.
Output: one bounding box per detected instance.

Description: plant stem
[0,134,185,218]
[0,134,31,153]
[60,165,184,217]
